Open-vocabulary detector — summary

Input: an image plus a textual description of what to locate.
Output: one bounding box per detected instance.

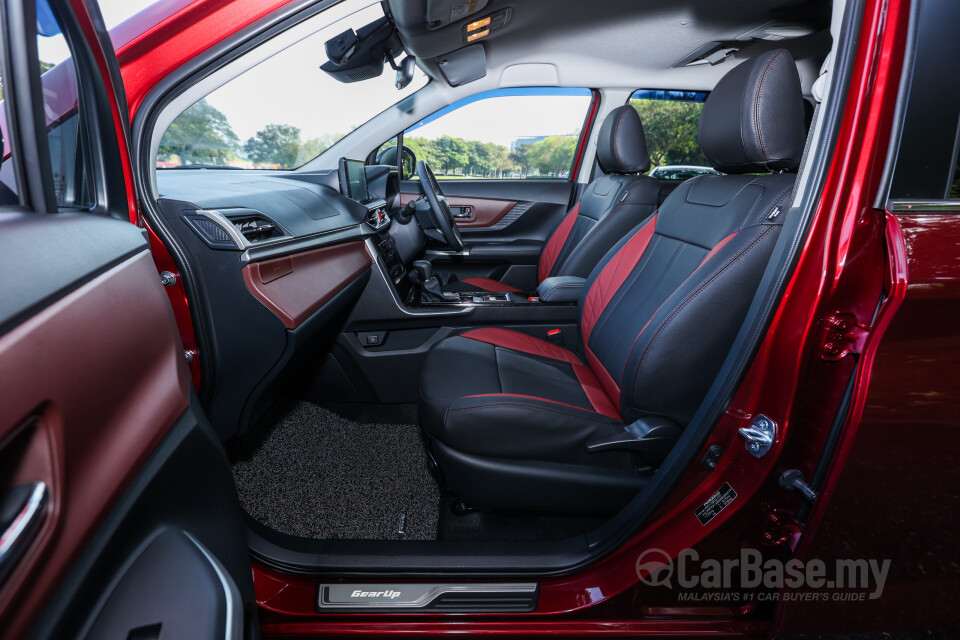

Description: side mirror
[395,56,417,90]
[376,144,417,178]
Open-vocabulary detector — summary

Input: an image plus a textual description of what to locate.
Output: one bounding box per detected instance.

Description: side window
[1,0,94,209]
[886,0,960,203]
[402,88,593,180]
[627,90,712,176]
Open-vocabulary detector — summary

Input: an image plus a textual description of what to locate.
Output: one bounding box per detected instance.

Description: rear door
[0,2,255,639]
[389,87,598,288]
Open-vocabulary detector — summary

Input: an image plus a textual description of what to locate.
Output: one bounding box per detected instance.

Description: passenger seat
[445,105,660,293]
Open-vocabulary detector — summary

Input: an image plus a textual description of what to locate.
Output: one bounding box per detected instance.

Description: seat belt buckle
[546,328,562,343]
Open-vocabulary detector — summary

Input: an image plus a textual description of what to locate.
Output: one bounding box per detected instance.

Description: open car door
[0,1,256,639]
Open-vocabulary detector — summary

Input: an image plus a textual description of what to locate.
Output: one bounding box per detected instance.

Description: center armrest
[465,239,543,263]
[536,276,586,303]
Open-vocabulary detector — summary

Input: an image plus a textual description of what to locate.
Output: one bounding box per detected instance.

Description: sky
[37,0,158,62]
[36,0,592,149]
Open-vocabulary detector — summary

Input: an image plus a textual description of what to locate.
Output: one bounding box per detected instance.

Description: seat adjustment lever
[586,417,682,467]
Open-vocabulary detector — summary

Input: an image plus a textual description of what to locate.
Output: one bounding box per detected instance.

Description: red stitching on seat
[755,50,786,163]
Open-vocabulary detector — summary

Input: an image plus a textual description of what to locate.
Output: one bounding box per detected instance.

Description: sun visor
[436,44,486,87]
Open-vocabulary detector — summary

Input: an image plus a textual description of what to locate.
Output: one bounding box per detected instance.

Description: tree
[433,135,470,175]
[629,99,707,167]
[243,124,302,168]
[159,99,239,165]
[295,132,347,166]
[510,143,532,178]
[405,136,441,168]
[490,143,514,178]
[525,135,578,176]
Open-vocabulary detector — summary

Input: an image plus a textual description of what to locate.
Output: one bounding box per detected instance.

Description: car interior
[140,0,841,573]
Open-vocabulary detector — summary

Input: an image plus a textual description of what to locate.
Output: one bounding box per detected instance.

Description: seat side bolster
[581,214,659,344]
[537,202,581,282]
[459,329,620,419]
[554,191,659,280]
[460,327,582,365]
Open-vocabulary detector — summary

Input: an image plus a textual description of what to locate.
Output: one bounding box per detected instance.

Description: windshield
[157,1,427,170]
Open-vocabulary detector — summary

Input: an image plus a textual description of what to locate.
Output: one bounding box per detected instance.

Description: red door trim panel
[0,250,190,639]
[400,193,518,228]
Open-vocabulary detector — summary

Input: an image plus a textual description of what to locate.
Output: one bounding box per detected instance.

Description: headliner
[386,0,832,93]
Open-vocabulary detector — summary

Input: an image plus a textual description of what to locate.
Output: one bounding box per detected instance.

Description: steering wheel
[416,160,464,251]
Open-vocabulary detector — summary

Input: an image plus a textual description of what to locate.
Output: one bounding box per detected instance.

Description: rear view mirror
[395,57,417,90]
[320,16,402,84]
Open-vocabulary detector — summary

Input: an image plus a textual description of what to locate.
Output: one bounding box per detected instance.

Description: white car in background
[649,165,722,180]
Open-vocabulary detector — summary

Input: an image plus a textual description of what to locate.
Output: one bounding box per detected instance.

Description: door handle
[0,482,47,584]
[450,206,473,219]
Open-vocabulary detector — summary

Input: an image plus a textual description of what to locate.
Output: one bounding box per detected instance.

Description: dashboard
[154,164,418,441]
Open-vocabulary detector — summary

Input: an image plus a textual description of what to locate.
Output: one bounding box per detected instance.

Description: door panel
[0,1,257,638]
[400,191,518,228]
[401,178,573,238]
[0,215,256,640]
[401,179,574,289]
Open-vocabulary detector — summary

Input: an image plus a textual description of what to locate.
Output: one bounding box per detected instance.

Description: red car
[0,0,957,638]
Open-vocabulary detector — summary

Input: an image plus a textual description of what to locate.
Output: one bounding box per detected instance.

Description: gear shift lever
[413,260,434,281]
[410,260,445,302]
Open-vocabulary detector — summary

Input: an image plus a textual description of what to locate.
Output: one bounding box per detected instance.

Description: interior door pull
[0,482,47,584]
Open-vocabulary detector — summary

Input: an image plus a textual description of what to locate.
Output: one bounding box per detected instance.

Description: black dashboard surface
[156,169,367,238]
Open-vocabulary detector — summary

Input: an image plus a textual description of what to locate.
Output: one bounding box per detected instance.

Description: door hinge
[760,504,802,549]
[819,312,870,361]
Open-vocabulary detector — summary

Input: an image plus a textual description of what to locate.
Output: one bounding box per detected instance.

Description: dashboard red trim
[242,242,372,329]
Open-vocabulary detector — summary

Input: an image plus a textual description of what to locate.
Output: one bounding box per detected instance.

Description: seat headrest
[698,49,806,174]
[596,105,651,174]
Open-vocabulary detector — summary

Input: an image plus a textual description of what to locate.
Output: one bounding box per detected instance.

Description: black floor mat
[227,401,439,541]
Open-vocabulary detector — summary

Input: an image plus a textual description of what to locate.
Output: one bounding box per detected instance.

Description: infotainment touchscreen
[338,158,369,203]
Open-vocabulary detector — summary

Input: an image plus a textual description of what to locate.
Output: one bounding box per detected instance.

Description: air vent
[231,215,283,243]
[366,206,390,230]
[182,212,241,250]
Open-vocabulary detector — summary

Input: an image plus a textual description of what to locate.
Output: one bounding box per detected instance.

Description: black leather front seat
[445,106,659,292]
[419,49,806,515]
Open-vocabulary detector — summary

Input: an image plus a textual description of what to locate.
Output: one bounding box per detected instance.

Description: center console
[415,290,548,307]
[373,231,406,285]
